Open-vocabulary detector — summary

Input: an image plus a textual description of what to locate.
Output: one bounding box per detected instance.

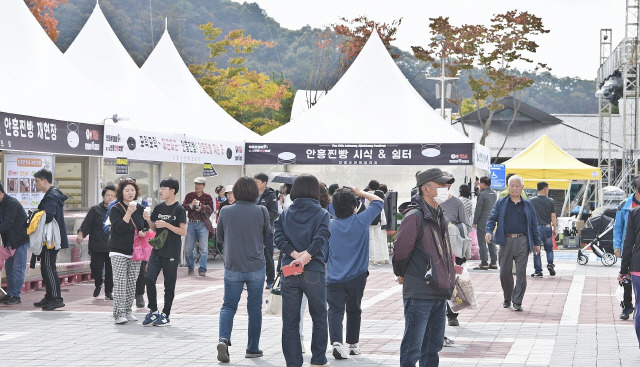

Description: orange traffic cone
[553,235,558,250]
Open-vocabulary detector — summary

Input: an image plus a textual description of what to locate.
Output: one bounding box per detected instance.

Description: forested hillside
[53,0,597,115]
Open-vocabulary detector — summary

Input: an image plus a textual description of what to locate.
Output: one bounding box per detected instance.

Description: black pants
[145,252,178,316]
[40,248,62,301]
[136,260,147,296]
[447,303,458,318]
[264,230,275,283]
[90,251,113,293]
[623,279,634,310]
[327,272,368,344]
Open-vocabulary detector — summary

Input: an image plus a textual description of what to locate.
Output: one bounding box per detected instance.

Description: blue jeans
[400,298,446,367]
[185,221,209,272]
[281,270,328,367]
[5,242,29,297]
[533,225,554,273]
[219,267,265,352]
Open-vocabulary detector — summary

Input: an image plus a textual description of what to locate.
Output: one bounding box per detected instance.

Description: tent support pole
[561,181,572,216]
[597,179,603,207]
[180,162,186,203]
[579,180,591,220]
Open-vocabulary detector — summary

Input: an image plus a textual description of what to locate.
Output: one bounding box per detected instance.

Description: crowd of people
[3,166,640,366]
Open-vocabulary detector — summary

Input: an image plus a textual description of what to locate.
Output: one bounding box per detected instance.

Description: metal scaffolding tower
[598,0,640,193]
[598,29,613,187]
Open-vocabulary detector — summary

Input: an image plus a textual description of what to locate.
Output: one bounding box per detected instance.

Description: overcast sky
[232,0,627,80]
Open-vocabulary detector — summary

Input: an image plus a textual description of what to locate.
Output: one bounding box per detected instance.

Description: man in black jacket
[77,185,117,300]
[0,183,30,305]
[33,169,68,311]
[254,173,279,289]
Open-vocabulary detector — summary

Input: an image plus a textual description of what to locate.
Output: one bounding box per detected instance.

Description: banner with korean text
[245,142,474,165]
[103,125,245,165]
[0,111,103,156]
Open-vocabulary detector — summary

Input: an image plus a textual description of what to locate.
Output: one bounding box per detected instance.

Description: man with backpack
[0,183,30,305]
[393,168,456,367]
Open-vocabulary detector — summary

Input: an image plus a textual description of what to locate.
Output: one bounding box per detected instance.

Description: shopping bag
[616,282,626,304]
[469,229,480,260]
[265,276,282,315]
[132,231,155,262]
[449,265,478,312]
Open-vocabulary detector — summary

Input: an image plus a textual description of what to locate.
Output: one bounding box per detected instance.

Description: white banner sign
[103,125,244,165]
[4,153,53,212]
[474,143,491,172]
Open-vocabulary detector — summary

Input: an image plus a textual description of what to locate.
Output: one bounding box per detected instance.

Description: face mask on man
[433,187,450,204]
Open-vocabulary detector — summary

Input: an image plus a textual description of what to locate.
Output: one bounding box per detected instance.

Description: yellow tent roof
[504,135,601,184]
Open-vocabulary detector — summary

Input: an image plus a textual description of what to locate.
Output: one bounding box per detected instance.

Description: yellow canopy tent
[503,135,601,190]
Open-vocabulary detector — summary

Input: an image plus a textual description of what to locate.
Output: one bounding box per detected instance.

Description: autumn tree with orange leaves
[332,16,402,73]
[303,17,401,109]
[25,0,67,42]
[412,11,549,158]
[190,23,292,135]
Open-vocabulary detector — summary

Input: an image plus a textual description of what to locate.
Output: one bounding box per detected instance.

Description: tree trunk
[494,99,521,162]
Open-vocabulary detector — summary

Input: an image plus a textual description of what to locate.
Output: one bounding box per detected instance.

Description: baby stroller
[577,218,617,266]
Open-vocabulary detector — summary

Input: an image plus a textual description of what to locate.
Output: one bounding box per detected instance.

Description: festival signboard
[103,125,244,165]
[0,111,103,156]
[245,142,474,166]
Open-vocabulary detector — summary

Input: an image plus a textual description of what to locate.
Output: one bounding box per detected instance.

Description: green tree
[412,11,550,152]
[189,22,293,134]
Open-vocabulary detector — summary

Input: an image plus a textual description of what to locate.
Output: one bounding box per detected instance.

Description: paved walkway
[1,249,639,366]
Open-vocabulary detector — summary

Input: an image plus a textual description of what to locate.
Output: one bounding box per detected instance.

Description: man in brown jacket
[393,168,456,367]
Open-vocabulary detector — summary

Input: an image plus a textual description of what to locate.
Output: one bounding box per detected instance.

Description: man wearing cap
[393,168,456,367]
[485,175,541,312]
[182,177,214,276]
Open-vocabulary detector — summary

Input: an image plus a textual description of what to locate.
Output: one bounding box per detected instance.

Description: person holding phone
[619,203,640,348]
[274,174,331,367]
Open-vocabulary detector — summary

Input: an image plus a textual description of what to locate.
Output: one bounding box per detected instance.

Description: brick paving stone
[1,249,640,366]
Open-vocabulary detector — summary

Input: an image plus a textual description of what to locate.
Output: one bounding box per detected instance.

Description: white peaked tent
[65,3,245,168]
[64,2,182,132]
[141,25,259,141]
[247,32,480,200]
[259,31,472,144]
[0,0,113,123]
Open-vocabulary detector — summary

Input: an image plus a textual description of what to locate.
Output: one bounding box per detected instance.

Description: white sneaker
[349,343,361,355]
[332,342,348,360]
[125,313,138,322]
[114,316,128,324]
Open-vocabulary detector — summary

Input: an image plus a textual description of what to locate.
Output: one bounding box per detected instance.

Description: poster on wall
[5,153,54,212]
[203,163,218,177]
[103,125,244,165]
[245,142,474,165]
[116,157,129,174]
[0,111,103,156]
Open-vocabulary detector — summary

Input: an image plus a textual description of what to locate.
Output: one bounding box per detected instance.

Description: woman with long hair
[216,177,271,363]
[274,174,331,367]
[108,179,147,324]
